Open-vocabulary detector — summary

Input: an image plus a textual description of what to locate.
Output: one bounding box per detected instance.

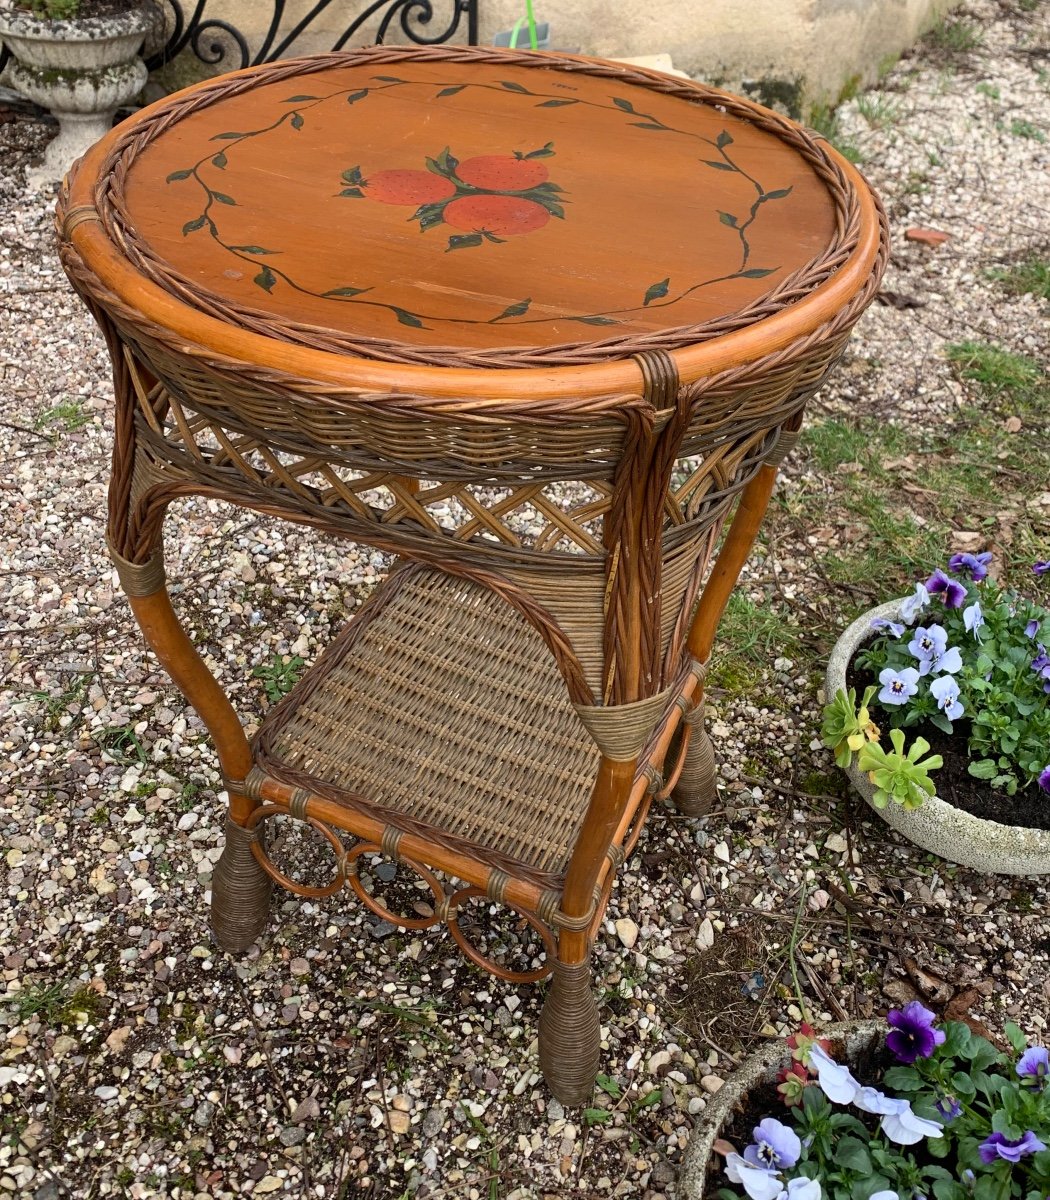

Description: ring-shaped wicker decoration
[445,885,556,983]
[343,842,447,930]
[246,803,346,898]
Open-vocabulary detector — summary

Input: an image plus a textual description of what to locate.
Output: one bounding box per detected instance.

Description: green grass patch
[927,16,983,52]
[976,82,1000,100]
[33,400,90,432]
[807,103,863,164]
[7,981,103,1027]
[710,592,800,696]
[945,342,1045,400]
[1009,118,1045,142]
[855,94,902,130]
[986,257,1050,302]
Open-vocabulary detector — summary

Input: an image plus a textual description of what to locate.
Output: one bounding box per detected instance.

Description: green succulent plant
[857,727,943,809]
[21,0,83,18]
[820,685,880,768]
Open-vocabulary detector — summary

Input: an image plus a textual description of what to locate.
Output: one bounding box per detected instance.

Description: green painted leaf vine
[162,74,796,332]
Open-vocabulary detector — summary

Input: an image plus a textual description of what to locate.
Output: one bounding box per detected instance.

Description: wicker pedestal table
[57,46,887,1104]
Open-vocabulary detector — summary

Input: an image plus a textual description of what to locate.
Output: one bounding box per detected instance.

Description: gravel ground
[1,3,1048,1198]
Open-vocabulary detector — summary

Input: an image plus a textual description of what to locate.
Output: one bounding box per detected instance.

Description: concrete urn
[678,1022,884,1198]
[827,599,1050,875]
[0,4,150,186]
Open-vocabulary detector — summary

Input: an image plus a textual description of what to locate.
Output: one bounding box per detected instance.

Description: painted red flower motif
[338,143,566,252]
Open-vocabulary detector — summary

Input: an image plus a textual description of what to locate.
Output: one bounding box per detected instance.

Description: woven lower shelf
[252,565,602,888]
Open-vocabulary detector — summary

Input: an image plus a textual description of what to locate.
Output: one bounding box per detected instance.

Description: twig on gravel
[739,773,843,807]
[0,418,54,442]
[787,885,812,1021]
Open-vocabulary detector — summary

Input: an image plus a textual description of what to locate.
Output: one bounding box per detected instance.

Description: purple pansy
[1040,766,1050,795]
[744,1118,801,1171]
[934,1094,962,1121]
[900,583,930,624]
[1027,618,1042,639]
[978,1130,1046,1163]
[878,666,920,707]
[931,674,964,722]
[963,602,984,639]
[1034,561,1050,576]
[1017,1045,1050,1087]
[886,1001,946,1064]
[872,617,906,638]
[1032,646,1050,694]
[948,551,992,581]
[926,569,967,608]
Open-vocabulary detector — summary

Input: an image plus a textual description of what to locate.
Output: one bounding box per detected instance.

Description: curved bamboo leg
[116,556,273,951]
[675,450,789,816]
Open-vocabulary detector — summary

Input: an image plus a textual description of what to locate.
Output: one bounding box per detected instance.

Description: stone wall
[3,0,962,116]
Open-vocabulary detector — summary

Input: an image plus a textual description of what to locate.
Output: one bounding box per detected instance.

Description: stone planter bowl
[679,1021,884,1198]
[827,598,1050,875]
[0,4,150,186]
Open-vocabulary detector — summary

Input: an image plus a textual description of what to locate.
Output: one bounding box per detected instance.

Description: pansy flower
[879,1096,945,1145]
[948,551,992,581]
[934,1094,962,1120]
[1040,766,1050,795]
[963,602,984,639]
[743,1118,801,1171]
[925,569,967,608]
[1026,618,1041,639]
[878,666,920,706]
[1034,561,1050,576]
[931,675,964,721]
[871,617,906,638]
[1016,1045,1050,1088]
[725,1152,783,1200]
[899,583,930,624]
[886,1001,945,1063]
[978,1130,1046,1163]
[907,625,962,676]
[1032,646,1050,694]
[807,1044,859,1104]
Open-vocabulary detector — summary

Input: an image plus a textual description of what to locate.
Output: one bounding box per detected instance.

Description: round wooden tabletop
[62,46,883,394]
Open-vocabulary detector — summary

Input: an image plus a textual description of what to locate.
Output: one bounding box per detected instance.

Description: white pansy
[879,1098,944,1145]
[725,1153,783,1200]
[807,1044,860,1105]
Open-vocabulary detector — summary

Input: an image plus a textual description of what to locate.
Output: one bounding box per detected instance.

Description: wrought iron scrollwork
[145,0,479,73]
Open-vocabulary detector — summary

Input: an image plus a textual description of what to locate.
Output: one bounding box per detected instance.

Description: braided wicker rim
[91,45,865,370]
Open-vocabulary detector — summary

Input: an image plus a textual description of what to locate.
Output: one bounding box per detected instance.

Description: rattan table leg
[114,559,273,951]
[538,954,601,1105]
[671,705,718,818]
[211,814,273,952]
